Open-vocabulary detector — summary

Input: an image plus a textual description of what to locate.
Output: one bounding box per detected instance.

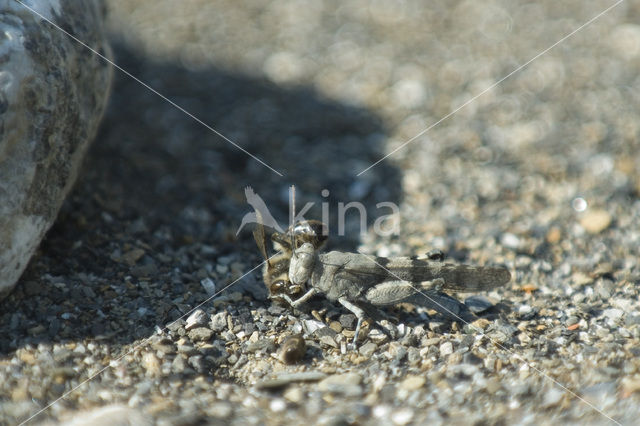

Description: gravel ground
[2,1,640,425]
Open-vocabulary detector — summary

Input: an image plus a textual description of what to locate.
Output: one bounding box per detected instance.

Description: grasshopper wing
[334,253,510,292]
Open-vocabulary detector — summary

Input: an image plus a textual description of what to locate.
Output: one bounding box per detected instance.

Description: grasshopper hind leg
[365,279,476,324]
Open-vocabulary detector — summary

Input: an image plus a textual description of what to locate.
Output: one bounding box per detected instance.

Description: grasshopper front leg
[280,288,317,308]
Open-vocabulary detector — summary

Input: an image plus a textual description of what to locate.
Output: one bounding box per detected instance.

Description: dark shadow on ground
[0,42,401,354]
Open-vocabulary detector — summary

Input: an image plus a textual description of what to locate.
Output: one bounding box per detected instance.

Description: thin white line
[358,252,621,425]
[13,0,284,177]
[18,259,270,425]
[357,0,625,176]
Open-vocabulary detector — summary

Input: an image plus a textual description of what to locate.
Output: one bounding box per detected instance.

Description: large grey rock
[0,1,112,299]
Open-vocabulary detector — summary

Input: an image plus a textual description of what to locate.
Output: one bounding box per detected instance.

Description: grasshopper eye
[270,281,286,293]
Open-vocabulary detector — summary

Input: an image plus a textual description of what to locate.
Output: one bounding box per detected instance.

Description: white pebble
[542,388,564,407]
[518,305,532,315]
[372,404,391,418]
[185,309,208,330]
[391,408,414,425]
[603,308,624,322]
[269,398,287,412]
[500,233,520,249]
[440,341,453,356]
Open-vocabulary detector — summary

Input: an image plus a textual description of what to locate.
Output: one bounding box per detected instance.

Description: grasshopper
[253,215,511,345]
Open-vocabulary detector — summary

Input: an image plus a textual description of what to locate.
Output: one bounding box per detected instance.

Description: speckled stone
[0,0,112,299]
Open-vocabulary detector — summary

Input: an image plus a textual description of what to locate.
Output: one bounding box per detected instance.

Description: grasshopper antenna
[289,185,296,257]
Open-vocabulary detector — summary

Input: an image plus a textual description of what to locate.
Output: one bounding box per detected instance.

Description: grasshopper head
[289,220,328,250]
[268,278,304,303]
[258,219,328,304]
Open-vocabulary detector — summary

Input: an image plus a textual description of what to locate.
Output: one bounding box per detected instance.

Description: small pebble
[208,402,233,419]
[439,341,453,356]
[319,334,338,349]
[269,398,287,412]
[429,321,448,334]
[142,353,161,377]
[329,321,343,333]
[188,355,207,372]
[517,304,534,319]
[602,308,624,322]
[302,319,326,334]
[200,278,216,296]
[120,248,145,265]
[391,408,414,425]
[210,312,228,332]
[465,295,494,314]
[542,388,564,407]
[399,375,426,391]
[500,233,520,249]
[169,354,184,374]
[185,309,208,331]
[368,328,389,344]
[255,372,327,390]
[318,373,363,396]
[339,314,358,329]
[469,318,491,331]
[621,376,640,397]
[359,342,377,357]
[579,209,611,234]
[283,386,304,404]
[373,405,391,419]
[187,327,213,342]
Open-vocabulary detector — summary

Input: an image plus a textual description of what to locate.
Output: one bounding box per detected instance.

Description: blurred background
[101,0,640,254]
